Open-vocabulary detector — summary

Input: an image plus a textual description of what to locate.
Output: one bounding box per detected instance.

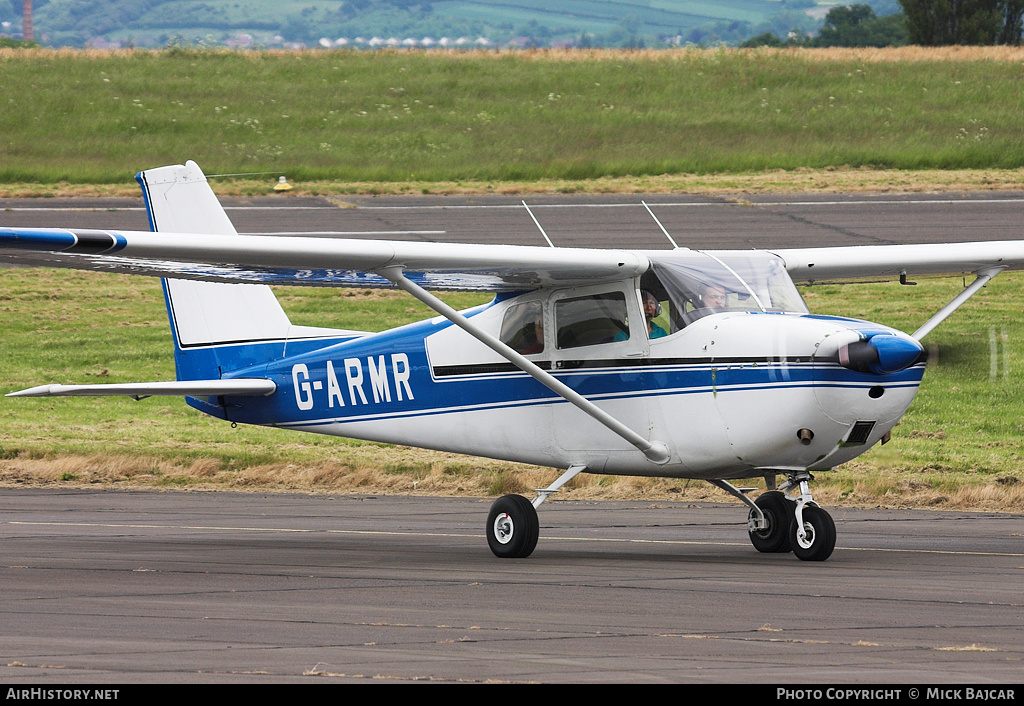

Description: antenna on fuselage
[642,201,680,250]
[522,201,556,248]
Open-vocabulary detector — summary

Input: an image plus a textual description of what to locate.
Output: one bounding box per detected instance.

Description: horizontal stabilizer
[7,379,277,399]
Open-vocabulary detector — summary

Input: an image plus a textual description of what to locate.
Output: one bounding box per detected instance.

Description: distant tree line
[900,0,1023,44]
[742,2,1022,47]
[741,5,909,47]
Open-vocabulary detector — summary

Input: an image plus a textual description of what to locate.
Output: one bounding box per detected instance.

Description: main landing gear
[485,464,585,559]
[486,494,540,559]
[743,472,836,562]
[486,467,836,561]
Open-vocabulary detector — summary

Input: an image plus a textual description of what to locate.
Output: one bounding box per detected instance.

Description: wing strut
[377,266,671,465]
[912,266,1005,341]
[533,464,587,509]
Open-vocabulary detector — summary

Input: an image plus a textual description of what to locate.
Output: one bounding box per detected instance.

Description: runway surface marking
[239,230,446,235]
[344,198,1024,211]
[9,520,1023,557]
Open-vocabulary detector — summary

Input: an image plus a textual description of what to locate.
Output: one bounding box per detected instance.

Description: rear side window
[555,292,628,349]
[500,300,545,355]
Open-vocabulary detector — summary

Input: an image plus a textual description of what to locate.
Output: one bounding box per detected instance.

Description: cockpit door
[549,282,652,457]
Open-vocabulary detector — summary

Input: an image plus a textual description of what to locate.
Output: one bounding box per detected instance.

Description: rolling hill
[3,0,901,49]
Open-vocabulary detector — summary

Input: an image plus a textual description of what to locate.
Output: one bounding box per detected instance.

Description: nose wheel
[791,504,836,562]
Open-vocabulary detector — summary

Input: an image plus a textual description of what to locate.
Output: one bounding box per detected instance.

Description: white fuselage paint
[275,309,922,481]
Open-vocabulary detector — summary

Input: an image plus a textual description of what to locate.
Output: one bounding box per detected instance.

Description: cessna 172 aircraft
[2,161,1022,562]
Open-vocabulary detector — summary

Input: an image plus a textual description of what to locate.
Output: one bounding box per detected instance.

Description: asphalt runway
[2,191,1024,685]
[3,189,1024,249]
[2,489,1022,685]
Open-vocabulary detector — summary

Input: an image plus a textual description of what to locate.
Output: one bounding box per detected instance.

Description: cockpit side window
[500,300,545,355]
[555,292,629,349]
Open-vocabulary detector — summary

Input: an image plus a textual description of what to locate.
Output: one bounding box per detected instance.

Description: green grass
[802,275,1024,487]
[1,46,1023,506]
[1,48,1023,185]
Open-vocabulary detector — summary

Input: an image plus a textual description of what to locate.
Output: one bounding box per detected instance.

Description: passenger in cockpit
[520,311,545,354]
[700,284,728,308]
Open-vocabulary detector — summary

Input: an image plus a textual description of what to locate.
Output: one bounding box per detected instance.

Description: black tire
[748,491,793,554]
[790,505,837,562]
[486,494,540,558]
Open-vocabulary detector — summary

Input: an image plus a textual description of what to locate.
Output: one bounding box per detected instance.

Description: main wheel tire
[791,505,836,562]
[486,494,540,558]
[748,491,793,553]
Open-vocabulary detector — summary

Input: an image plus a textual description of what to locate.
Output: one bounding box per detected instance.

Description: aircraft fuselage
[189,293,924,482]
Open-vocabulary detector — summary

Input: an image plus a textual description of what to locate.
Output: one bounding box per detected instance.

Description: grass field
[1,46,1022,510]
[1,47,1024,188]
[0,267,1021,510]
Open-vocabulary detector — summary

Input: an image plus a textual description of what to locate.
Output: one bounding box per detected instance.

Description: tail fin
[137,161,349,380]
[137,161,295,351]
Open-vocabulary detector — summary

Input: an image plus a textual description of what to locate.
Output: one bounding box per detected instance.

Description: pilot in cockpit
[642,290,668,339]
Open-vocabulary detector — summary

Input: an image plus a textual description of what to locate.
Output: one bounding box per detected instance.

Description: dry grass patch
[4,167,1023,199]
[3,449,1023,511]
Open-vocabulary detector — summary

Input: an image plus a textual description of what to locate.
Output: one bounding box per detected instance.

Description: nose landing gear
[745,472,836,562]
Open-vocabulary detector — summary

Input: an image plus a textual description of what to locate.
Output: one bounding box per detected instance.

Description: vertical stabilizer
[137,162,352,384]
[137,161,295,351]
[137,160,238,236]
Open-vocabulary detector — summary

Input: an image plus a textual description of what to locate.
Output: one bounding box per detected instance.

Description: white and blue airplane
[2,161,1022,561]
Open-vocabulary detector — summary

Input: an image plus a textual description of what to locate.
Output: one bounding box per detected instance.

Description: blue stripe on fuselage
[206,314,925,427]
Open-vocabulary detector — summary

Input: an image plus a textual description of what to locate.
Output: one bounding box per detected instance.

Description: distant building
[85,36,121,49]
[226,34,255,49]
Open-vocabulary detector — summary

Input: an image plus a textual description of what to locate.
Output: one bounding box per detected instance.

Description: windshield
[649,251,808,329]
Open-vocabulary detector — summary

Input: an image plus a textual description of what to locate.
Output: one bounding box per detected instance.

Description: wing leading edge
[0,225,650,292]
[5,227,1024,291]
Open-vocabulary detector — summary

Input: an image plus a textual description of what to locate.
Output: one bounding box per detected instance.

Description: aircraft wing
[4,226,1024,291]
[771,241,1024,284]
[0,227,649,292]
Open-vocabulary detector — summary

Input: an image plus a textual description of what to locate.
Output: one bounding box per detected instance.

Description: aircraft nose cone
[838,334,924,375]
